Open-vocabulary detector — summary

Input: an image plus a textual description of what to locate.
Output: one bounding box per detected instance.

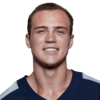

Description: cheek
[59,37,70,54]
[32,35,44,45]
[31,35,44,52]
[33,33,44,43]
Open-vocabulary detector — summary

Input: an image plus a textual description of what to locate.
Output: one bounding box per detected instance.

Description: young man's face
[26,9,74,67]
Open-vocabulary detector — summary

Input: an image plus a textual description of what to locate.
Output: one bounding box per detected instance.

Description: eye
[57,31,63,33]
[38,30,45,33]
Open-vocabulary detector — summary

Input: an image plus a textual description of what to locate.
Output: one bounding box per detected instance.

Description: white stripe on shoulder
[82,73,100,84]
[0,81,19,100]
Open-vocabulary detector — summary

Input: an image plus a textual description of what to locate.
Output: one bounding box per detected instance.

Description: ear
[25,34,31,48]
[68,34,74,49]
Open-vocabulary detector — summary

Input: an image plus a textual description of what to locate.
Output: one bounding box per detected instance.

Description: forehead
[31,9,70,29]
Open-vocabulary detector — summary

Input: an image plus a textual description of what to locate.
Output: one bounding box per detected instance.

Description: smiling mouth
[43,50,59,54]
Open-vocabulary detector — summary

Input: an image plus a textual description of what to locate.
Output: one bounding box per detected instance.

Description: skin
[25,9,74,100]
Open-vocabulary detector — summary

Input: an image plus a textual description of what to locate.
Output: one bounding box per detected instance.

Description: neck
[27,58,72,96]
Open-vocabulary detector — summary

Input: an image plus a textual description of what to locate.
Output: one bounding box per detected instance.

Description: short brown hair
[27,2,73,37]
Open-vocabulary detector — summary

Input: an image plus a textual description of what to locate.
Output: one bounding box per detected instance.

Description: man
[0,2,100,100]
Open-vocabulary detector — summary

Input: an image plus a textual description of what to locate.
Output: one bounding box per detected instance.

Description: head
[27,3,73,38]
[26,2,74,68]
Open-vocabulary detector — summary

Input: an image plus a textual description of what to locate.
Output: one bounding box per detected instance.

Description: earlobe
[70,33,76,50]
[24,36,30,49]
[68,34,74,49]
[72,38,75,49]
[72,33,76,45]
[24,37,28,49]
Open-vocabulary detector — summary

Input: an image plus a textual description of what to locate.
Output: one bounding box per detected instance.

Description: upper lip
[43,47,59,50]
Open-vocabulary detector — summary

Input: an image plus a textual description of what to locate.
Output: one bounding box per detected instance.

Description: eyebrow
[33,26,68,32]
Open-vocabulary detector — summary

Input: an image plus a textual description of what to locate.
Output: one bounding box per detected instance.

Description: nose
[45,34,56,43]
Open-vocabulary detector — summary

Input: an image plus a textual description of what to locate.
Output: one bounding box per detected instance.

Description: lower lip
[43,50,59,54]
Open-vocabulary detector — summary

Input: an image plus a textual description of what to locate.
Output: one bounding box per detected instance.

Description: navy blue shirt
[0,69,100,100]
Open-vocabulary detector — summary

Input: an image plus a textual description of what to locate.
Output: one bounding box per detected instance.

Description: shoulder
[82,72,100,84]
[80,72,100,95]
[0,81,20,100]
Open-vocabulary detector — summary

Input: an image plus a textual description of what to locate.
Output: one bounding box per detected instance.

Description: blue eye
[38,30,44,33]
[37,30,63,33]
[58,31,63,33]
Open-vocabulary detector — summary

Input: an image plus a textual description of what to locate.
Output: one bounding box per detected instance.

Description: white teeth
[44,48,58,51]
